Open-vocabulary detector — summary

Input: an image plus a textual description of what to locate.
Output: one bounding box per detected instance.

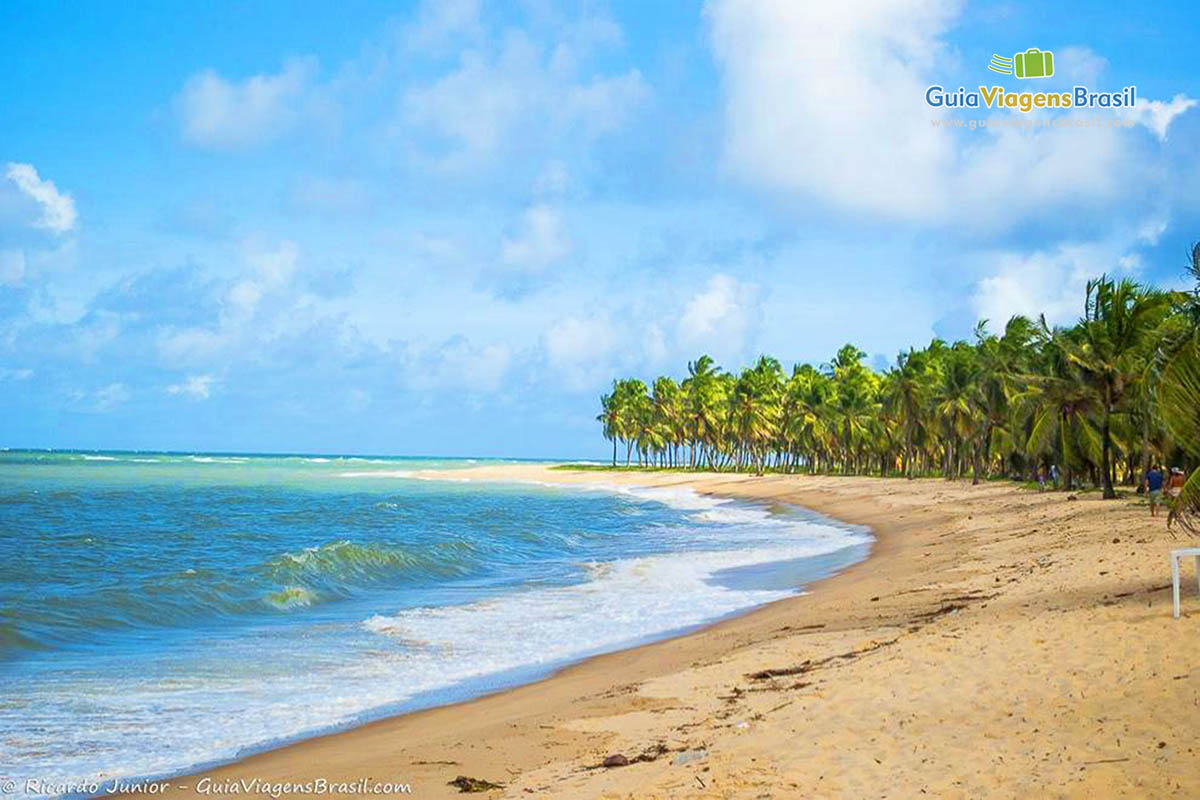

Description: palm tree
[883,349,932,477]
[826,345,879,473]
[1069,277,1171,498]
[681,355,724,469]
[597,384,621,466]
[1156,243,1200,529]
[651,376,683,467]
[594,261,1198,490]
[731,356,783,474]
[933,344,982,480]
[1019,327,1100,491]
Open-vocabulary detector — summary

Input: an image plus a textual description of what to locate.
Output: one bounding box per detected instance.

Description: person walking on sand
[1145,464,1165,517]
[1049,464,1060,490]
[1166,467,1186,529]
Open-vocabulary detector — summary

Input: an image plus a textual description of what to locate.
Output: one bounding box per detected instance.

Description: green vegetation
[597,249,1200,528]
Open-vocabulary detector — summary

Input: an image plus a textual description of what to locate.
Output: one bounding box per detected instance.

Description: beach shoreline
[121,466,1197,799]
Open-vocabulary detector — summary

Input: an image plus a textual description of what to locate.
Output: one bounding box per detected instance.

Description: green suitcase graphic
[1014,48,1054,79]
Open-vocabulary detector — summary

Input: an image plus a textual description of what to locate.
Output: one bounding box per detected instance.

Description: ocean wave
[266,585,319,609]
[362,529,870,683]
[337,470,415,478]
[689,506,773,525]
[262,539,477,587]
[0,466,875,793]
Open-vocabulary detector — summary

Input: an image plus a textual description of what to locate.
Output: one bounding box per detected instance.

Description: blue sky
[2,0,1199,458]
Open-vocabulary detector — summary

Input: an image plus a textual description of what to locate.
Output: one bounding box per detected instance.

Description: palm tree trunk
[1101,384,1116,499]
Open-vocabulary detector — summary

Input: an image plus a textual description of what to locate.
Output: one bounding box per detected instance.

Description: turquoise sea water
[0,451,871,792]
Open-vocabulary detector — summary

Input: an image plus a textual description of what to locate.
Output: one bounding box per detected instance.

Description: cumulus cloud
[402,0,482,52]
[971,239,1145,327]
[167,374,217,400]
[156,241,302,367]
[4,162,77,233]
[1055,45,1108,85]
[501,204,570,272]
[228,240,300,314]
[402,27,649,167]
[403,336,512,392]
[1129,94,1198,141]
[678,274,760,364]
[543,315,616,390]
[563,70,650,134]
[92,382,131,412]
[175,59,318,148]
[704,0,1193,227]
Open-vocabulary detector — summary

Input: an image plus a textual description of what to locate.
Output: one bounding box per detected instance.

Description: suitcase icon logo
[988,48,1054,79]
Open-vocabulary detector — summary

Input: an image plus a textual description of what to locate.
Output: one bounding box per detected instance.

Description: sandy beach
[151,466,1198,799]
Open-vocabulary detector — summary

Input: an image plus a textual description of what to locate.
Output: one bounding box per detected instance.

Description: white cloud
[0,367,33,382]
[404,336,512,392]
[404,45,530,159]
[175,59,317,148]
[501,204,570,272]
[288,175,369,214]
[158,327,227,367]
[167,374,217,400]
[228,240,300,314]
[402,26,649,167]
[1129,94,1197,141]
[156,241,302,367]
[704,0,1192,227]
[402,0,481,51]
[678,274,760,362]
[1055,46,1108,85]
[563,70,650,133]
[93,382,131,412]
[4,162,77,233]
[971,239,1145,327]
[543,315,615,390]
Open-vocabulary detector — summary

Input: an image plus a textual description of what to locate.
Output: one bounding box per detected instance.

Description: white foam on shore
[337,470,416,478]
[362,523,868,687]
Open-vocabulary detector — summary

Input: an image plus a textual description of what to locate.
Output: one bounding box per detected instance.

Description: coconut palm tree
[596,261,1198,489]
[883,348,932,477]
[1068,277,1172,498]
[1156,243,1200,529]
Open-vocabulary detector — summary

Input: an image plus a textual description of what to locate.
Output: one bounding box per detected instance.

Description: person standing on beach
[1049,464,1060,489]
[1166,467,1186,529]
[1145,464,1165,517]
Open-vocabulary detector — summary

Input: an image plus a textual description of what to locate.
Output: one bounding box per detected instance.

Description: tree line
[598,248,1200,524]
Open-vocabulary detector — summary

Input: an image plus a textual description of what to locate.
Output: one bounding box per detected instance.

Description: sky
[1,0,1199,459]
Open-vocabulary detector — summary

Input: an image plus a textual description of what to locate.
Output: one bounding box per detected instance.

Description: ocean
[0,451,871,792]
